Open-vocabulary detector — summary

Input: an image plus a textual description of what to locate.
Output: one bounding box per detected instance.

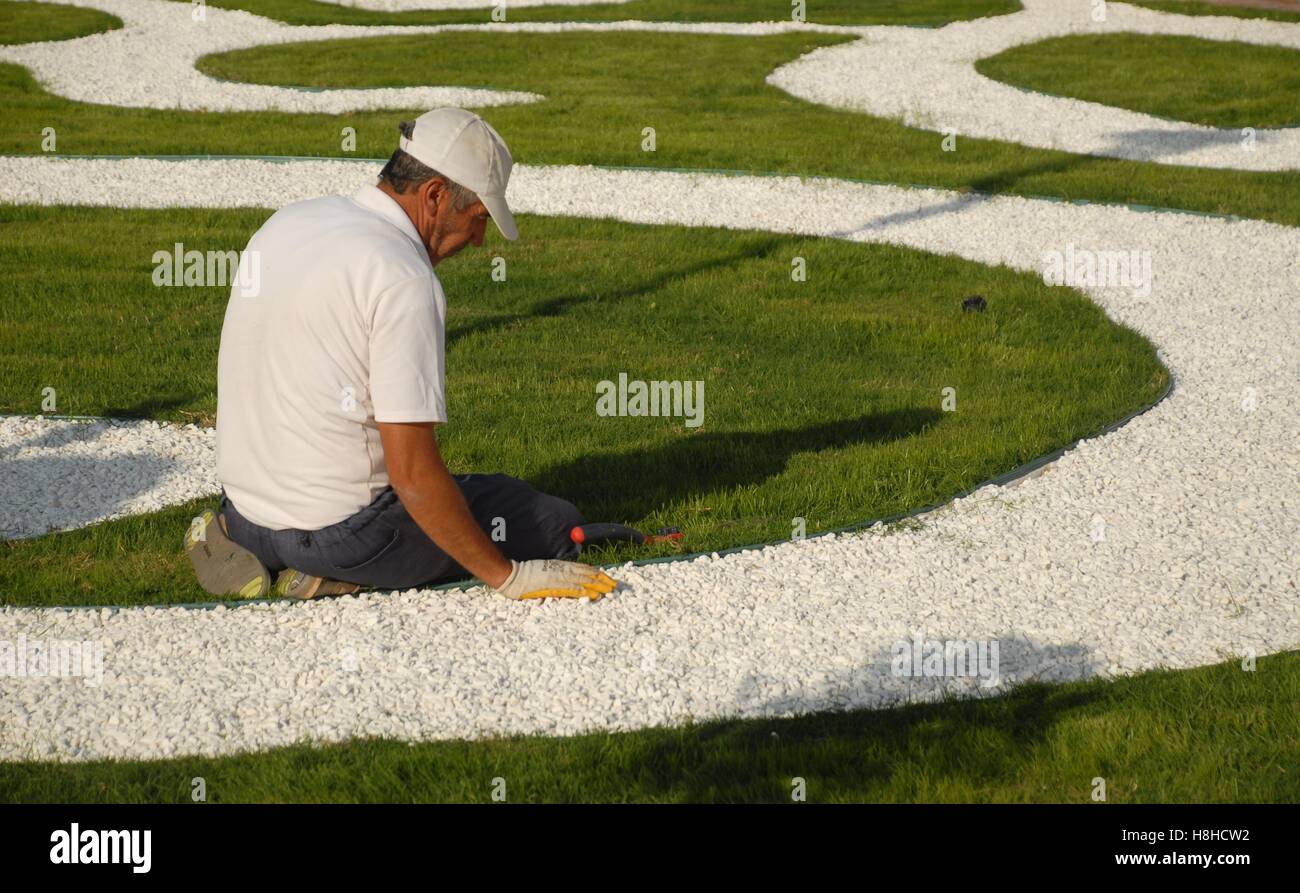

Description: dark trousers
[221,474,584,590]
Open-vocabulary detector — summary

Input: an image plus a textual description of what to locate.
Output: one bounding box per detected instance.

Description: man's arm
[378,421,513,588]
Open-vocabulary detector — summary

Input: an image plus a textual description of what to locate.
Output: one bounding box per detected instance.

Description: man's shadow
[533,407,942,523]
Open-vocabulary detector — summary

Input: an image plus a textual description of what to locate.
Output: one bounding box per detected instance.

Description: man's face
[416,177,490,267]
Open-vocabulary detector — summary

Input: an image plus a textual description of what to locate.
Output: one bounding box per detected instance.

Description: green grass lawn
[197,0,1022,27]
[0,0,120,44]
[182,0,1300,28]
[978,33,1300,129]
[1131,0,1300,24]
[3,651,1295,803]
[0,203,1167,606]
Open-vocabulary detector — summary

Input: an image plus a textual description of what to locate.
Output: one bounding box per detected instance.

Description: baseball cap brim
[481,193,518,241]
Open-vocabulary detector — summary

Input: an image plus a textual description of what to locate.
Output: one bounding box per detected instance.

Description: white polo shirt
[216,184,447,530]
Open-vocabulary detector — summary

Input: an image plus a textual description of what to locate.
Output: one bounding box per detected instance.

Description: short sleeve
[368,274,447,423]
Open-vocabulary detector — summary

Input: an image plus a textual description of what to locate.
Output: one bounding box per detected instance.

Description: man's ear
[418,177,445,216]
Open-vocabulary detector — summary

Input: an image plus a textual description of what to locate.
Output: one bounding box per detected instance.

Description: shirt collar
[351,183,426,255]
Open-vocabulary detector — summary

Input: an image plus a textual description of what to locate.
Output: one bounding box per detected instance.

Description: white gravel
[0,0,538,112]
[0,416,216,541]
[0,0,853,114]
[769,0,1300,170]
[1,156,1296,761]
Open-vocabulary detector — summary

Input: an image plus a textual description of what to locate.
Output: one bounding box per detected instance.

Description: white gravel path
[0,0,539,112]
[769,0,1300,170]
[0,416,216,541]
[1,156,1296,761]
[0,0,853,114]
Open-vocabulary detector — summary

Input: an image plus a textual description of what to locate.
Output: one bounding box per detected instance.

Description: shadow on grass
[967,152,1083,196]
[447,235,787,347]
[619,636,1102,801]
[100,395,201,421]
[533,408,943,523]
[827,152,1087,238]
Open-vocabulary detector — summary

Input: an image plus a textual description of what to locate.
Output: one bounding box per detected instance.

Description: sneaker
[273,569,362,600]
[184,509,271,599]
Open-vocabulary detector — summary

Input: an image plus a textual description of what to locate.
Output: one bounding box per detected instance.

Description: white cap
[399,108,518,240]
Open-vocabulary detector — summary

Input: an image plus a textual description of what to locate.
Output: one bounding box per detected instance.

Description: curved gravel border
[0,0,539,112]
[1,155,1295,761]
[768,0,1300,170]
[0,0,854,113]
[0,416,215,541]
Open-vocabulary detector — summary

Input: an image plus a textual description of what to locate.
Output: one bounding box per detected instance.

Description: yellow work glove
[495,559,618,601]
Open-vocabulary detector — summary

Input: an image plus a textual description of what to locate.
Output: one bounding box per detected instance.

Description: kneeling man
[187,108,616,602]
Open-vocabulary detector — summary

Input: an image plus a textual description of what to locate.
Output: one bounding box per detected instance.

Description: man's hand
[496,559,618,601]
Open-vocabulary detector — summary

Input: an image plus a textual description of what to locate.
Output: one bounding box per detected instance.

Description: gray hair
[378,120,478,210]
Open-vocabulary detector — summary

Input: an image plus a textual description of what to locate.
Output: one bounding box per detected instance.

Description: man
[186,108,617,603]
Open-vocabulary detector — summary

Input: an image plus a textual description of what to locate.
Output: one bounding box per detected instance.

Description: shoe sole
[274,570,320,600]
[185,509,270,599]
[274,570,361,600]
